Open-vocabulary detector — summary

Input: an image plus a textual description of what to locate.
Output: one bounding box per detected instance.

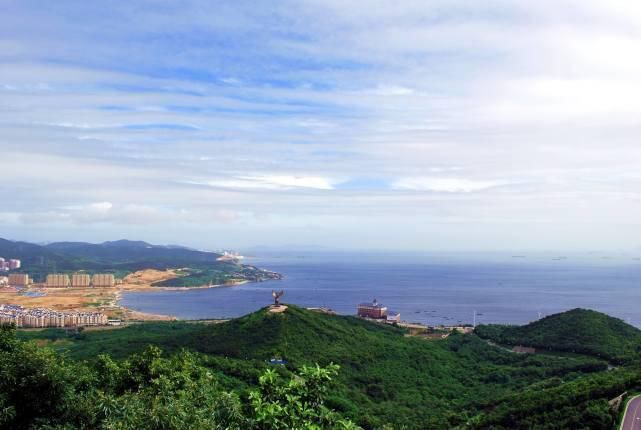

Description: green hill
[22,305,619,429]
[475,308,641,362]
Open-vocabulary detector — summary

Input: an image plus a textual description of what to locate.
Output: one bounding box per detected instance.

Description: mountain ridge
[0,237,277,285]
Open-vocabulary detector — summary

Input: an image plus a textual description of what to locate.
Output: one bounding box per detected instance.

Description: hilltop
[475,308,641,362]
[21,305,630,429]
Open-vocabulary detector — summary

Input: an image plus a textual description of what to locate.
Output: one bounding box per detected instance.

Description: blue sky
[1,1,641,251]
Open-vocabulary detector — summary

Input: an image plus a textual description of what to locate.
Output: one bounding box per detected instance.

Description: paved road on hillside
[621,395,641,430]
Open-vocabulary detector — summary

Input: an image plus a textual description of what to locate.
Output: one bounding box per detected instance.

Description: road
[621,395,641,430]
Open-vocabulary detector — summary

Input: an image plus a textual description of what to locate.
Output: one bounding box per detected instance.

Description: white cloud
[3,1,641,250]
[220,77,241,85]
[16,202,243,226]
[88,201,113,211]
[365,85,415,96]
[392,178,505,193]
[200,175,335,190]
[45,122,117,129]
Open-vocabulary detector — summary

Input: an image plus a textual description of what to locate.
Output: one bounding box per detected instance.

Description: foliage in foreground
[19,305,633,429]
[0,325,359,430]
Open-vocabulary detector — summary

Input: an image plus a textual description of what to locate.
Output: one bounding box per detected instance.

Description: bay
[119,251,641,327]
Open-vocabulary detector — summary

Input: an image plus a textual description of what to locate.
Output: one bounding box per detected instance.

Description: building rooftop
[358,299,385,308]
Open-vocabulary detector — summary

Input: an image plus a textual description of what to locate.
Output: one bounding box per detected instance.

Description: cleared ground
[122,269,177,285]
[0,267,246,321]
[0,275,177,320]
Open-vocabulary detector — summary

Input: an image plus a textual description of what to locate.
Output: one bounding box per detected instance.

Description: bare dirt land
[0,268,250,321]
[122,269,178,285]
[0,287,117,312]
[0,278,177,321]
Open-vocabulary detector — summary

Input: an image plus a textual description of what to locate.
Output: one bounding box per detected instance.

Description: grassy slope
[475,308,641,362]
[20,306,611,429]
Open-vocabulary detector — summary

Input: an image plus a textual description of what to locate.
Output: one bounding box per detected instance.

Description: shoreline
[0,279,258,323]
[114,279,253,320]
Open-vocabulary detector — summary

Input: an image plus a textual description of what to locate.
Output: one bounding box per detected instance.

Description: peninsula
[0,238,281,321]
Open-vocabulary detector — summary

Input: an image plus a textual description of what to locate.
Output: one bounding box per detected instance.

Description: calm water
[120,252,641,327]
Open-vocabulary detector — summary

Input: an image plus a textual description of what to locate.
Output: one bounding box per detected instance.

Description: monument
[272,289,284,305]
[269,290,287,313]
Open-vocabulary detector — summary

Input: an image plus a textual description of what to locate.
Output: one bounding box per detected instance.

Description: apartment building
[8,273,29,286]
[91,274,115,287]
[71,273,91,287]
[46,274,71,288]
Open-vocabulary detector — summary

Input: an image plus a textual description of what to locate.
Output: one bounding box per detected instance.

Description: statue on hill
[272,290,284,306]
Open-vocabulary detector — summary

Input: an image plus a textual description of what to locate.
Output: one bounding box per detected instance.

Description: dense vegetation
[152,265,271,287]
[0,325,357,429]
[18,306,638,429]
[0,238,276,285]
[475,308,641,362]
[471,368,640,429]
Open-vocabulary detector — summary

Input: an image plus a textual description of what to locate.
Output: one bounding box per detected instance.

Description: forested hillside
[0,324,358,430]
[17,306,640,429]
[475,308,641,362]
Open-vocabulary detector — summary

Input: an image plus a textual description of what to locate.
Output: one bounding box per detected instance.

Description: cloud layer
[1,1,641,251]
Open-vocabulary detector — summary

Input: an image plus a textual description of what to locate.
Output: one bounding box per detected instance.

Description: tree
[249,363,361,429]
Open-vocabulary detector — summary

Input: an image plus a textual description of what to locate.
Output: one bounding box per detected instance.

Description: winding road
[621,395,641,430]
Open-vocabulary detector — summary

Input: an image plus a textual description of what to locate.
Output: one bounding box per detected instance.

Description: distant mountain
[0,237,228,282]
[0,238,79,272]
[475,308,641,362]
[43,239,219,266]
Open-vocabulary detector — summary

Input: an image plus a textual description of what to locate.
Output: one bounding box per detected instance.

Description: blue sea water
[119,252,641,327]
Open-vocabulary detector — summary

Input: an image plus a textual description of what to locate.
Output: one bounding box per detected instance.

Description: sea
[119,251,641,327]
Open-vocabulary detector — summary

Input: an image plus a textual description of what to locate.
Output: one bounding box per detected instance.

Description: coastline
[0,279,256,323]
[114,281,251,321]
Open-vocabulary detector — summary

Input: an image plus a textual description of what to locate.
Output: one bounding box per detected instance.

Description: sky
[1,0,641,252]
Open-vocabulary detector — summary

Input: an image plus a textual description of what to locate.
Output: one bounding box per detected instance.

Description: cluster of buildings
[7,273,29,286]
[0,273,117,288]
[45,273,115,288]
[0,258,21,271]
[0,304,107,328]
[357,299,401,323]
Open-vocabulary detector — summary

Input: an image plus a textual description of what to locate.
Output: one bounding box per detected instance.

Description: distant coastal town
[0,304,107,328]
[0,241,469,333]
[1,272,117,288]
[0,240,284,329]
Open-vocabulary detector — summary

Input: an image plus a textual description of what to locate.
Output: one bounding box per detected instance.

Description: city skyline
[2,1,641,251]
